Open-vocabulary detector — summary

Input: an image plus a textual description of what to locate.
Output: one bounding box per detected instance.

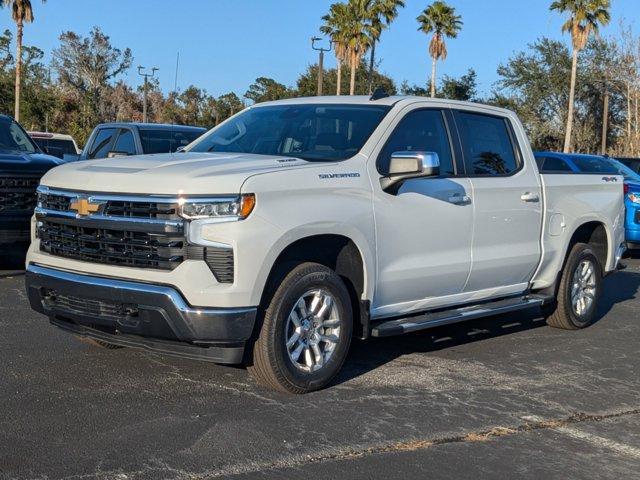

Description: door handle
[448,194,471,205]
[520,192,540,202]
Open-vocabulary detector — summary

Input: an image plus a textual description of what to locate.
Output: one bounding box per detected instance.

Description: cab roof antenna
[370,87,389,101]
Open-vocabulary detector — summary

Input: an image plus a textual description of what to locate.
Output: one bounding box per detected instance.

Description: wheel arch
[256,230,373,339]
[565,220,610,273]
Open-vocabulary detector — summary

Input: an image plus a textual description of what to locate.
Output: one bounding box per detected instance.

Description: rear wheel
[543,243,602,330]
[248,262,353,393]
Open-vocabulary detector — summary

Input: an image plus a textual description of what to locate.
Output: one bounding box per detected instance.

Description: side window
[139,130,173,154]
[88,128,117,159]
[378,109,455,176]
[112,129,136,155]
[535,156,546,170]
[455,111,520,176]
[541,156,572,172]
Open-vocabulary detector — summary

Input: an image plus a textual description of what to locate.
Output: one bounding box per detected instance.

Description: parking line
[523,415,640,459]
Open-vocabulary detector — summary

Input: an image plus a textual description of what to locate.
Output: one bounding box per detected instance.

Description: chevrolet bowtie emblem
[69,198,102,216]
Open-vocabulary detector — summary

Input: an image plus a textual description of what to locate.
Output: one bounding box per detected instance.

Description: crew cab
[25,96,626,393]
[0,115,62,247]
[80,122,206,160]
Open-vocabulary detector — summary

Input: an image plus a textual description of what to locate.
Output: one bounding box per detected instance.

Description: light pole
[601,82,610,155]
[593,76,612,155]
[311,37,332,96]
[138,65,159,123]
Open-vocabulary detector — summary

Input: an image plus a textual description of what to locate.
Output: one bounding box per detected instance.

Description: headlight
[629,193,640,204]
[179,194,255,220]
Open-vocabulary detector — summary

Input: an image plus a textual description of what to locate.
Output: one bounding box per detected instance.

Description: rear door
[452,109,543,293]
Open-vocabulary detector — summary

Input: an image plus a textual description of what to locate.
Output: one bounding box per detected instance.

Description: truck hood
[0,151,63,174]
[40,152,313,194]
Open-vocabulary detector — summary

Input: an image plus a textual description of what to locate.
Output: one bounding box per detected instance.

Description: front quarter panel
[194,156,376,307]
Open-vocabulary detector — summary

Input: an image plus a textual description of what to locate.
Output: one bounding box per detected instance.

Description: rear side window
[455,112,520,176]
[378,109,455,176]
[88,128,117,159]
[33,138,77,155]
[112,129,136,155]
[538,156,573,172]
[571,157,618,174]
[140,129,204,154]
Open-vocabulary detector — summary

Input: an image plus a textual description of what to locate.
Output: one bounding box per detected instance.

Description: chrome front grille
[103,200,179,219]
[35,187,235,281]
[0,176,39,213]
[38,191,180,219]
[39,220,187,270]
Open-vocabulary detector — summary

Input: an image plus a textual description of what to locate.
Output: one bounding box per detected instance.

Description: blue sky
[3,0,639,98]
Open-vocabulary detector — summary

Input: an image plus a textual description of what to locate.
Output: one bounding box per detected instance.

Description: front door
[371,107,474,318]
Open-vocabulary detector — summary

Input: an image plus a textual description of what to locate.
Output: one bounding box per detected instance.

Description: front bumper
[25,264,257,364]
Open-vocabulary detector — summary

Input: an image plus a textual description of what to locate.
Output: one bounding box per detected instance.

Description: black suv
[80,122,206,160]
[0,115,62,247]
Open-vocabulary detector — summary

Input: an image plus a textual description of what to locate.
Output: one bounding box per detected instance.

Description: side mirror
[107,151,129,158]
[43,146,64,160]
[381,151,441,192]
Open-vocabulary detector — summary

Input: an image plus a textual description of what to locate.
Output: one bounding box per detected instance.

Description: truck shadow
[335,268,640,386]
[0,243,28,274]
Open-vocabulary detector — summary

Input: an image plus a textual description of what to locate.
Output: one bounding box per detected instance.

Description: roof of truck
[28,131,77,142]
[93,122,207,131]
[254,95,516,116]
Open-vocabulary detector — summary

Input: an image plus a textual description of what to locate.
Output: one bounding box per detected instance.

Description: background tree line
[0,3,639,157]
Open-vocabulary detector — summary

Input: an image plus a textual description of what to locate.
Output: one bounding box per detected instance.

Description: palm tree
[344,0,373,95]
[366,0,405,94]
[417,1,462,98]
[550,0,611,153]
[1,0,45,122]
[321,2,351,95]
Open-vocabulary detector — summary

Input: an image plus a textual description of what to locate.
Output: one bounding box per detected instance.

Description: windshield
[0,117,37,154]
[187,104,391,162]
[572,155,640,182]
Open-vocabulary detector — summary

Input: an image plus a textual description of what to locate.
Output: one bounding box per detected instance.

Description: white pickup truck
[26,95,626,393]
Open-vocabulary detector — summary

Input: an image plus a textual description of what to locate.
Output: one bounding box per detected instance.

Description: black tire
[543,242,602,330]
[248,262,353,394]
[79,337,124,350]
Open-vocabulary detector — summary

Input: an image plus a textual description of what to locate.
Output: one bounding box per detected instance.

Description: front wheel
[248,262,353,393]
[543,242,602,330]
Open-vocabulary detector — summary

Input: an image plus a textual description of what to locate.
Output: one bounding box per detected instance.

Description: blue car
[535,152,640,250]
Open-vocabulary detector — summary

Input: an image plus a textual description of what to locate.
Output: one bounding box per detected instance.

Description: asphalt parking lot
[1,251,639,480]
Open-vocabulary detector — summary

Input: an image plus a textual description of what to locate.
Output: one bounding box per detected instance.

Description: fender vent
[187,245,234,283]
